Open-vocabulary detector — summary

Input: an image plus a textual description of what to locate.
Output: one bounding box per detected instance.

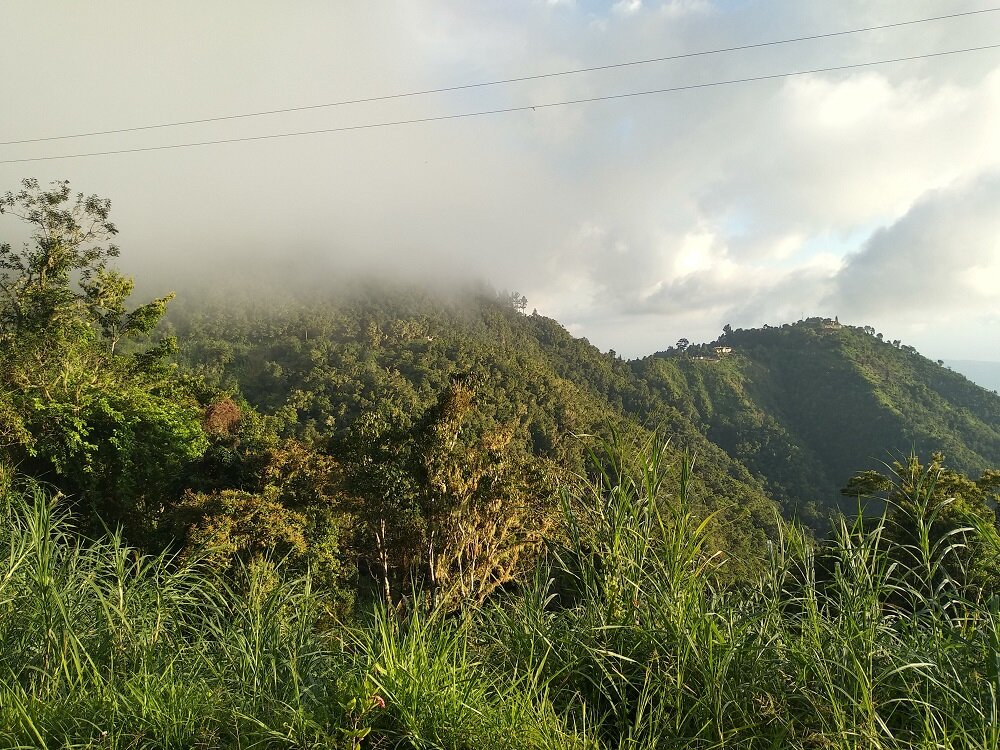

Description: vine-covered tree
[419,374,555,606]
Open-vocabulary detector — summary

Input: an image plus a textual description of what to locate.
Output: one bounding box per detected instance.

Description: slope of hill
[170,289,998,532]
[632,319,1000,522]
[169,285,779,571]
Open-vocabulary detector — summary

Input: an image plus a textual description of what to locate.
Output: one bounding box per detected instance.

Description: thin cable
[1,44,997,164]
[2,6,998,147]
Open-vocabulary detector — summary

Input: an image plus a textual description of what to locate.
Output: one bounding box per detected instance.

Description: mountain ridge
[630,317,999,522]
[171,292,999,530]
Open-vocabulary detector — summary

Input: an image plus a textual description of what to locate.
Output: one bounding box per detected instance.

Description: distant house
[714,346,733,355]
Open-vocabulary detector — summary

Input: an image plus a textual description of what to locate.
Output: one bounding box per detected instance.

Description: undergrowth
[2,441,998,749]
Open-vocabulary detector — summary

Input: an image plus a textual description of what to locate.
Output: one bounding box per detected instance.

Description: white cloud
[613,0,644,16]
[660,0,712,19]
[1,0,998,360]
[828,174,1000,318]
[702,67,1000,238]
[671,230,716,278]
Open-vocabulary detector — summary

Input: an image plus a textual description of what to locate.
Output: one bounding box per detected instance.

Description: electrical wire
[1,6,998,147]
[1,43,997,164]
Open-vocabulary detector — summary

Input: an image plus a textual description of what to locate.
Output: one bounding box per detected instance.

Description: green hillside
[168,285,779,577]
[633,319,1000,523]
[172,296,1000,535]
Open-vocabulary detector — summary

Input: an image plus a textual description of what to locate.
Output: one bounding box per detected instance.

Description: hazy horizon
[2,1,998,362]
[945,358,1000,391]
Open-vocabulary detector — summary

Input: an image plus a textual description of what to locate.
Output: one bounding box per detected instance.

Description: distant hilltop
[637,316,1000,524]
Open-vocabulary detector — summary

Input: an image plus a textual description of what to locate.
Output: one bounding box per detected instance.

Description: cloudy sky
[1,0,998,361]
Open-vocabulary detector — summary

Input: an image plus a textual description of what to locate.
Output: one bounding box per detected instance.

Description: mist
[2,1,999,361]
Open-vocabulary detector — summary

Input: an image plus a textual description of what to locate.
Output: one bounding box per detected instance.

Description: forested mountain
[634,319,1000,524]
[166,284,780,586]
[169,290,1000,537]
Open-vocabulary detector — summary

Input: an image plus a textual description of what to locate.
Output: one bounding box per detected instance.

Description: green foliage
[0,483,380,748]
[636,319,1000,526]
[1,178,120,336]
[4,444,1000,749]
[486,445,1000,748]
[843,452,1000,595]
[0,179,206,532]
[175,488,309,568]
[418,375,560,606]
[175,417,357,610]
[169,286,780,592]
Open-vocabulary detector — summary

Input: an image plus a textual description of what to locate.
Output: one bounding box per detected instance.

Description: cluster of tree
[0,180,205,533]
[653,338,722,359]
[168,287,782,590]
[3,179,998,612]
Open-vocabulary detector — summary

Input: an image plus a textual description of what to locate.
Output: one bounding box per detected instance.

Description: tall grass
[0,478,365,749]
[477,438,1000,748]
[2,442,999,749]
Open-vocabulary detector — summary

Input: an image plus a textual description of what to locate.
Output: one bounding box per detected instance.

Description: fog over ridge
[1,1,998,361]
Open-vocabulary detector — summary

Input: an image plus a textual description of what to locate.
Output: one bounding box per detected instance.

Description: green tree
[0,179,206,532]
[343,402,427,606]
[418,375,557,606]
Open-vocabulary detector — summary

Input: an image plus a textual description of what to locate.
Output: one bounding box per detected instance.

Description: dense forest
[2,180,1000,748]
[636,320,1000,524]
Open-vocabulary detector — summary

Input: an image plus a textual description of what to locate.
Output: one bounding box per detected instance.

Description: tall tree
[418,375,556,606]
[0,179,206,533]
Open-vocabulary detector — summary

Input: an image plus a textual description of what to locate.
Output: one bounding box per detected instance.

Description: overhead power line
[1,43,997,165]
[1,6,998,147]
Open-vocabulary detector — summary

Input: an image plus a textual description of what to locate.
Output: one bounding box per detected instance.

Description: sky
[1,0,999,362]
